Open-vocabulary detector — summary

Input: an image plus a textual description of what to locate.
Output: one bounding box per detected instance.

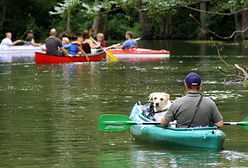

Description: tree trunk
[102,14,109,39]
[159,14,172,39]
[139,10,153,40]
[198,0,209,39]
[241,9,248,39]
[66,8,72,33]
[234,13,242,40]
[91,14,108,38]
[92,15,101,36]
[234,1,248,40]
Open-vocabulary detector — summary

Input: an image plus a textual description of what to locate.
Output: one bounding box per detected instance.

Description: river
[0,40,248,167]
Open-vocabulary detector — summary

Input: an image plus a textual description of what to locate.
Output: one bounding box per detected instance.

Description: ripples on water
[0,41,248,167]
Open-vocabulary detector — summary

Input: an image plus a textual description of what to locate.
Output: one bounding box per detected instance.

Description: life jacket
[68,41,81,55]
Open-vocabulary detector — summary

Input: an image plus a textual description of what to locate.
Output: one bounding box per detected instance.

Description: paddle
[98,114,248,132]
[103,37,141,61]
[105,37,141,50]
[90,37,118,62]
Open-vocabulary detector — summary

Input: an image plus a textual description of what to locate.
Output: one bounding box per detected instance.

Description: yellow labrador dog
[149,92,172,122]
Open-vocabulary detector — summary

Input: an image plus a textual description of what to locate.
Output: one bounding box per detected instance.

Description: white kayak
[0,45,43,63]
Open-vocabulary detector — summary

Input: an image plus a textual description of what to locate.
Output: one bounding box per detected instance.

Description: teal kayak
[129,104,226,151]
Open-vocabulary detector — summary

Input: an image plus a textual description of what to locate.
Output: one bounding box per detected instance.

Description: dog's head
[149,92,170,109]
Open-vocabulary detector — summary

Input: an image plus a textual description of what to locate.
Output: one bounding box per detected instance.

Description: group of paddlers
[45,28,138,58]
[45,28,106,58]
[1,28,138,57]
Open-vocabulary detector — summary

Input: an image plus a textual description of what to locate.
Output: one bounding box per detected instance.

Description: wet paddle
[98,114,248,132]
[90,37,118,62]
[98,114,160,132]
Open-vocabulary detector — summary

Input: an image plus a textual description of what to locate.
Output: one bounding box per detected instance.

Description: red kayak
[35,51,106,64]
[107,48,170,62]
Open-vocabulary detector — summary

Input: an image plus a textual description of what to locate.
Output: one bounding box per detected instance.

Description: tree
[198,0,210,39]
[50,0,83,34]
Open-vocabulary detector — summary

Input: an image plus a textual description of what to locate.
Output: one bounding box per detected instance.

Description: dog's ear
[165,93,170,100]
[162,93,170,101]
[148,93,154,101]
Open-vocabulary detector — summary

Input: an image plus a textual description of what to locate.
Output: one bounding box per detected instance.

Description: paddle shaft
[104,121,161,125]
[90,37,118,61]
[223,122,247,126]
[106,37,141,50]
[98,114,248,132]
[104,121,247,126]
[90,37,104,50]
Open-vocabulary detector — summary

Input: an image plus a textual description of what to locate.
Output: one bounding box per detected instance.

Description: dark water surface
[0,41,248,167]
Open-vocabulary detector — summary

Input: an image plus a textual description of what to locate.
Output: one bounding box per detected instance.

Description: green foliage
[1,0,248,40]
[207,14,235,38]
[171,8,199,39]
[108,12,141,39]
[0,0,61,40]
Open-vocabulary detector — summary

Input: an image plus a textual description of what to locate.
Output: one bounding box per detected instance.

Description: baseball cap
[184,72,201,86]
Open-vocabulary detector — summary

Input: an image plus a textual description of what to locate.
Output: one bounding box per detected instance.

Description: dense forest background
[0,0,248,41]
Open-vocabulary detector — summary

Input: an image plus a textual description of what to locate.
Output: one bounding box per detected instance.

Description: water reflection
[0,55,34,63]
[97,143,248,168]
[0,40,247,167]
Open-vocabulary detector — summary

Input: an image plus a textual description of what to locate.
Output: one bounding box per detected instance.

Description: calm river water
[0,41,248,167]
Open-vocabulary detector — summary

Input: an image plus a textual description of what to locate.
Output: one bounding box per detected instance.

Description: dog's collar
[155,109,168,113]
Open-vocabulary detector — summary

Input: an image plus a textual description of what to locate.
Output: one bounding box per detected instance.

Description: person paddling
[68,36,89,60]
[24,30,41,46]
[81,30,100,54]
[96,33,106,47]
[112,31,137,49]
[0,32,22,46]
[161,72,224,128]
[45,28,68,56]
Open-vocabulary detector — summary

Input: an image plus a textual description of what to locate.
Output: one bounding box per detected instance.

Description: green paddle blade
[241,117,248,131]
[98,114,133,132]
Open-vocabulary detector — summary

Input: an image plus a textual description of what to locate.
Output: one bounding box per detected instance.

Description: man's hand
[215,120,224,128]
[160,118,170,127]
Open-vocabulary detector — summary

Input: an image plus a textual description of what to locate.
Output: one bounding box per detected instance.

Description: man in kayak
[24,30,41,46]
[112,31,137,49]
[0,32,23,46]
[45,28,68,56]
[161,72,224,128]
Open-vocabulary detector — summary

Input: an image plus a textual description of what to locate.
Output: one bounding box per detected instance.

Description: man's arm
[160,103,176,126]
[30,39,41,46]
[111,44,124,49]
[215,120,224,127]
[61,48,69,56]
[78,46,89,60]
[12,40,23,46]
[112,40,129,49]
[211,99,224,128]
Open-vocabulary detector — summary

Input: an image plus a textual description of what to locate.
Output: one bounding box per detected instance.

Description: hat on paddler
[184,72,201,86]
